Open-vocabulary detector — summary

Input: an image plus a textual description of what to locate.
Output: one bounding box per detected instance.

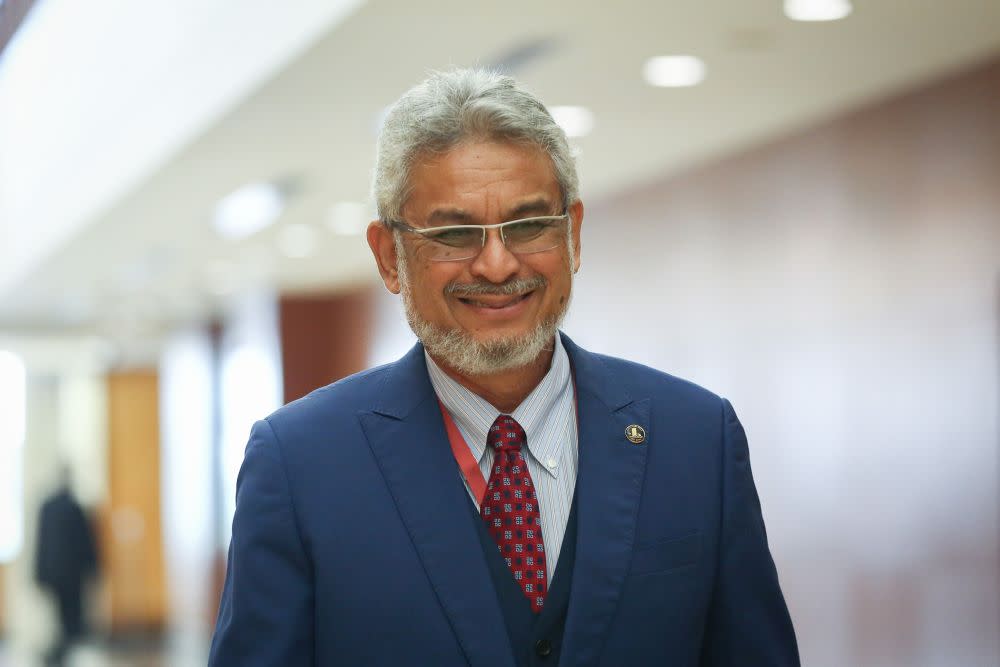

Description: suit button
[535,639,553,658]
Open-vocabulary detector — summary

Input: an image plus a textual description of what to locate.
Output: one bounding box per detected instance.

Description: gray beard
[395,235,572,376]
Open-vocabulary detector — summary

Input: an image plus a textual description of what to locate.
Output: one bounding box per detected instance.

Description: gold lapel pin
[625,424,646,444]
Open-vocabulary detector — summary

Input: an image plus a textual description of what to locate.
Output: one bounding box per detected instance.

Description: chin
[411,316,559,377]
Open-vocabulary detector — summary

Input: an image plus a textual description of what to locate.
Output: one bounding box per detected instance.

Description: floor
[0,638,207,667]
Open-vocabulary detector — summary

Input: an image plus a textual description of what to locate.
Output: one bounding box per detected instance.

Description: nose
[468,228,520,284]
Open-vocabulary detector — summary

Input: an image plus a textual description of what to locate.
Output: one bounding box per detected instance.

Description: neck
[432,346,554,413]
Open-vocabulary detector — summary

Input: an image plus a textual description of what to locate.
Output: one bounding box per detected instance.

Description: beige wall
[562,57,999,666]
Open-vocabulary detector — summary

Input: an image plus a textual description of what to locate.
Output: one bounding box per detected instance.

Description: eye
[503,220,551,243]
[424,226,481,248]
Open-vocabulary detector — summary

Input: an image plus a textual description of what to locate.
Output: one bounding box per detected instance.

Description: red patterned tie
[481,414,547,612]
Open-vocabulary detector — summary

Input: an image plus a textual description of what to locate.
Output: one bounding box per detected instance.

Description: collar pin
[625,424,646,444]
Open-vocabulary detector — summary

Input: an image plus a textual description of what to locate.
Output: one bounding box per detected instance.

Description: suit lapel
[560,335,650,666]
[359,344,515,667]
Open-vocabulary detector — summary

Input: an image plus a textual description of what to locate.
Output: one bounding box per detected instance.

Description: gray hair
[373,68,579,222]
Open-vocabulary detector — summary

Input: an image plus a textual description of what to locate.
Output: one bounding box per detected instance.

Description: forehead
[402,140,561,220]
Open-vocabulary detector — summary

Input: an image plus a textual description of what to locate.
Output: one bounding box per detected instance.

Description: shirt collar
[425,335,572,469]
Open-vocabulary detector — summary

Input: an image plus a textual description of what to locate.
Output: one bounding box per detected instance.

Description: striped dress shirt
[425,335,578,584]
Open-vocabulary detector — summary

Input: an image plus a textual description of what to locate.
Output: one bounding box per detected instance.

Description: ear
[367,221,402,294]
[568,199,584,273]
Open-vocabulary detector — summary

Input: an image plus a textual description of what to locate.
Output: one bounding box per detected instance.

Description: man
[35,468,99,667]
[210,68,799,666]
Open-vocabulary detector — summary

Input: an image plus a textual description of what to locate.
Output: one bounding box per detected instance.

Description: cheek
[549,269,574,310]
[410,264,460,308]
[543,257,573,293]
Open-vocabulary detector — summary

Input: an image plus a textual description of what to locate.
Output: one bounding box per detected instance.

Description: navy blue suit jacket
[210,333,799,666]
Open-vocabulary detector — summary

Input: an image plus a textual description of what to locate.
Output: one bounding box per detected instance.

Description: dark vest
[466,491,578,666]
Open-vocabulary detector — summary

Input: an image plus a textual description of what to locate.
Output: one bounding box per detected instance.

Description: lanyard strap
[438,401,488,504]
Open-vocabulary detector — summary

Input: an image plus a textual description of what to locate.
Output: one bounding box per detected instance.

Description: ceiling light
[327,201,369,235]
[643,55,706,88]
[784,0,852,22]
[277,224,317,258]
[549,106,594,138]
[212,182,285,240]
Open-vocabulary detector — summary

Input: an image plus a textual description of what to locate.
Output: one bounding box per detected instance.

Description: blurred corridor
[1,1,998,665]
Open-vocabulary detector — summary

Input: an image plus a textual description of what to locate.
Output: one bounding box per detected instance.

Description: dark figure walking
[34,476,99,666]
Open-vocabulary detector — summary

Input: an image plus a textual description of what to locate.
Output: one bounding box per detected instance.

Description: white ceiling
[2,0,999,345]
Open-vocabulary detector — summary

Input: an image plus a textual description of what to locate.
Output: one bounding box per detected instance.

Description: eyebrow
[424,197,559,227]
[507,198,558,219]
[425,209,476,226]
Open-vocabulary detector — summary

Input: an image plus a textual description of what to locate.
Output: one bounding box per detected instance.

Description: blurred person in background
[34,466,99,667]
[210,68,798,666]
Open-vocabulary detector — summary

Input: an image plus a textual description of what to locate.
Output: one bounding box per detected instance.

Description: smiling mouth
[457,291,534,309]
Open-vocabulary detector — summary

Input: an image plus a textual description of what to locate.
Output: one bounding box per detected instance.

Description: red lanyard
[437,377,578,507]
[439,402,489,504]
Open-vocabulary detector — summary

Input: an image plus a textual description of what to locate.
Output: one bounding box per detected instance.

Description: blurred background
[0,0,998,665]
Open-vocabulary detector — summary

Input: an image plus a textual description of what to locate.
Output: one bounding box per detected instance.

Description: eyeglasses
[387,214,570,262]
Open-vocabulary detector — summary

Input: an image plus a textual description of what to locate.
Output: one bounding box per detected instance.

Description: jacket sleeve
[209,419,315,666]
[700,399,800,666]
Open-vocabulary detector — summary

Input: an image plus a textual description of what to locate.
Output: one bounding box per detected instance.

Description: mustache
[445,276,547,297]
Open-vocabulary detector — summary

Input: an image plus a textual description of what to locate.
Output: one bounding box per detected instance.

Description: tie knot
[487,414,526,452]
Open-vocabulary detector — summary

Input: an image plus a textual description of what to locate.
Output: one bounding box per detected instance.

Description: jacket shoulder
[264,361,394,431]
[587,350,724,410]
